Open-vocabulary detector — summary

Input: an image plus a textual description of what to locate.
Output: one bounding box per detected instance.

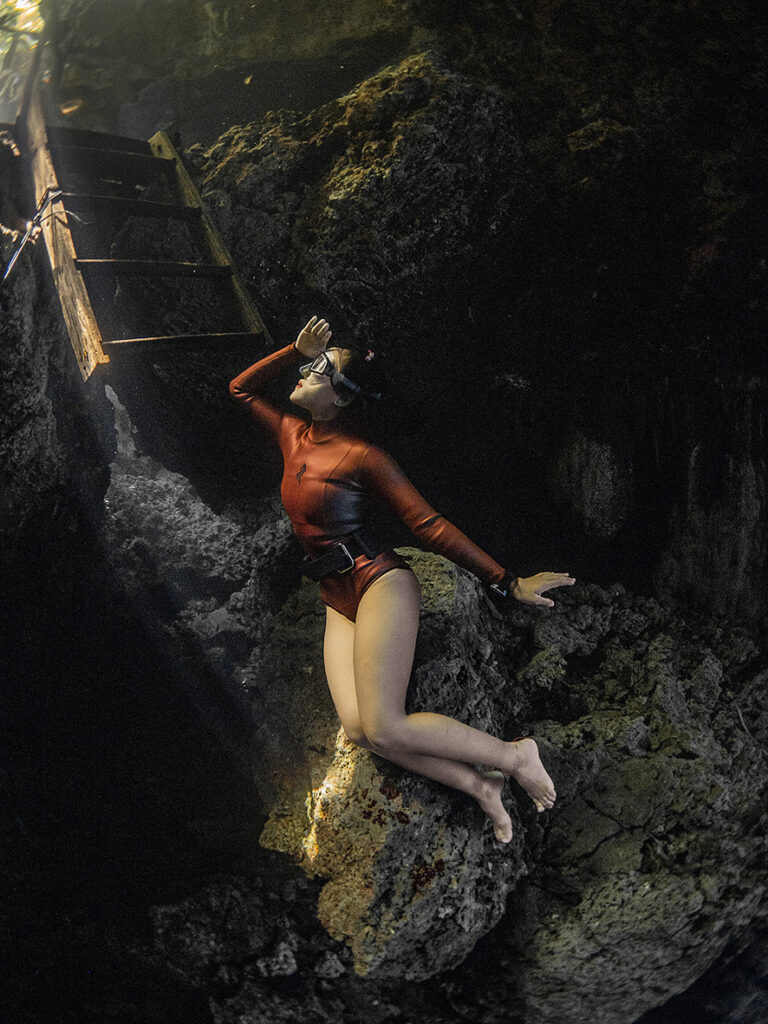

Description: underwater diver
[230,316,575,842]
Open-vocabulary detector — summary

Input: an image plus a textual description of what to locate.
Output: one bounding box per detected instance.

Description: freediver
[230,316,575,842]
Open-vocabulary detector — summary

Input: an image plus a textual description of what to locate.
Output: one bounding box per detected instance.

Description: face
[289,350,343,421]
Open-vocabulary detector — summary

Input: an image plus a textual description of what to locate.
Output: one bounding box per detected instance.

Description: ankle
[474,771,501,804]
[505,739,523,774]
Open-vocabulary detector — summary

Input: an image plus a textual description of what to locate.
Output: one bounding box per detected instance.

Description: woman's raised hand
[295,315,332,358]
[514,572,576,608]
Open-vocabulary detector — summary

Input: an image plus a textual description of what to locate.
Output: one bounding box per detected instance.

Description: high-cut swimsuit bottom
[319,549,413,623]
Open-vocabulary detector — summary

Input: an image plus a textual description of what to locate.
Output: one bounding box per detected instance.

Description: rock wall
[0,244,112,578]
[192,50,535,358]
[250,552,768,1003]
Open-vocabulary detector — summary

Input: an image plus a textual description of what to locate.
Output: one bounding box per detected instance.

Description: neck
[308,418,337,442]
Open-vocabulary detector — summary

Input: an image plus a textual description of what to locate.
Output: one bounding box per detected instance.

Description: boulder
[194,51,537,348]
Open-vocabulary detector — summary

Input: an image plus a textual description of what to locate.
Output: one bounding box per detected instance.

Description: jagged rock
[0,247,112,572]
[356,587,756,998]
[220,545,768,1001]
[549,431,632,539]
[194,50,537,347]
[444,584,768,1024]
[103,387,299,665]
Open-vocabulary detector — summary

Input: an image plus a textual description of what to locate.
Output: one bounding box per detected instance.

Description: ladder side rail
[149,131,271,345]
[22,79,109,380]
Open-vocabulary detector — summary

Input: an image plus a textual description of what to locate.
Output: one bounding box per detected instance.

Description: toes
[533,794,556,812]
[494,821,514,843]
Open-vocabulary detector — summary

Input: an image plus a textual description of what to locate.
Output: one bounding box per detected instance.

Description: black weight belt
[302,527,381,580]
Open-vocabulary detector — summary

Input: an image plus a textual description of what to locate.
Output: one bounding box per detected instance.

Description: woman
[230,316,575,842]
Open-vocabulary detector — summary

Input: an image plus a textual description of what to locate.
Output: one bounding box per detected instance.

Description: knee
[361,719,408,755]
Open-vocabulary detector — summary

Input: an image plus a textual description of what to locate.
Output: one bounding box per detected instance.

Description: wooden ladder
[20,82,270,380]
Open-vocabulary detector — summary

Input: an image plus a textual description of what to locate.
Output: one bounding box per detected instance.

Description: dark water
[118,34,411,147]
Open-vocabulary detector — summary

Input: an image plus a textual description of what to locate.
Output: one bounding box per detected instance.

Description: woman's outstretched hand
[514,572,575,607]
[295,315,332,358]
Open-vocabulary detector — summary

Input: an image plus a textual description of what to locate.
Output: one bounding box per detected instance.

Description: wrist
[490,574,519,600]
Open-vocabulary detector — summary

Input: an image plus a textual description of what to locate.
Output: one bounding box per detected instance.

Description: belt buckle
[336,544,356,574]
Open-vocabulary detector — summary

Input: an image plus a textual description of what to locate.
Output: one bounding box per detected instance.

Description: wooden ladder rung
[46,125,152,155]
[50,144,176,184]
[74,258,233,278]
[103,331,264,350]
[61,192,202,222]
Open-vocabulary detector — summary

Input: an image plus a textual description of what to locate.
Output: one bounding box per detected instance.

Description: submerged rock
[194,50,537,348]
[0,242,112,573]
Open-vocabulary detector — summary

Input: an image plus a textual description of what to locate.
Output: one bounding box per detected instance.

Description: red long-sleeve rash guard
[229,344,507,586]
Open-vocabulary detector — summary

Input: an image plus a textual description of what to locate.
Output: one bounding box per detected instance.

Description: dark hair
[329,346,386,403]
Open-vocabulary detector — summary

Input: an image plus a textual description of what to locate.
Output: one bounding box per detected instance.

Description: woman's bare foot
[476,771,514,843]
[506,738,556,812]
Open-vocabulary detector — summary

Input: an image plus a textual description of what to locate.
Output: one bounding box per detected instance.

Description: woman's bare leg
[323,602,514,841]
[352,570,556,810]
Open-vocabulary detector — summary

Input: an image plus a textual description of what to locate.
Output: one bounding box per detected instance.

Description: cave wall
[0,246,112,582]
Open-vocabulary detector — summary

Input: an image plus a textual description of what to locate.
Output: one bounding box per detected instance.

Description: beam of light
[1,0,43,36]
[301,726,352,865]
[0,1,43,66]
